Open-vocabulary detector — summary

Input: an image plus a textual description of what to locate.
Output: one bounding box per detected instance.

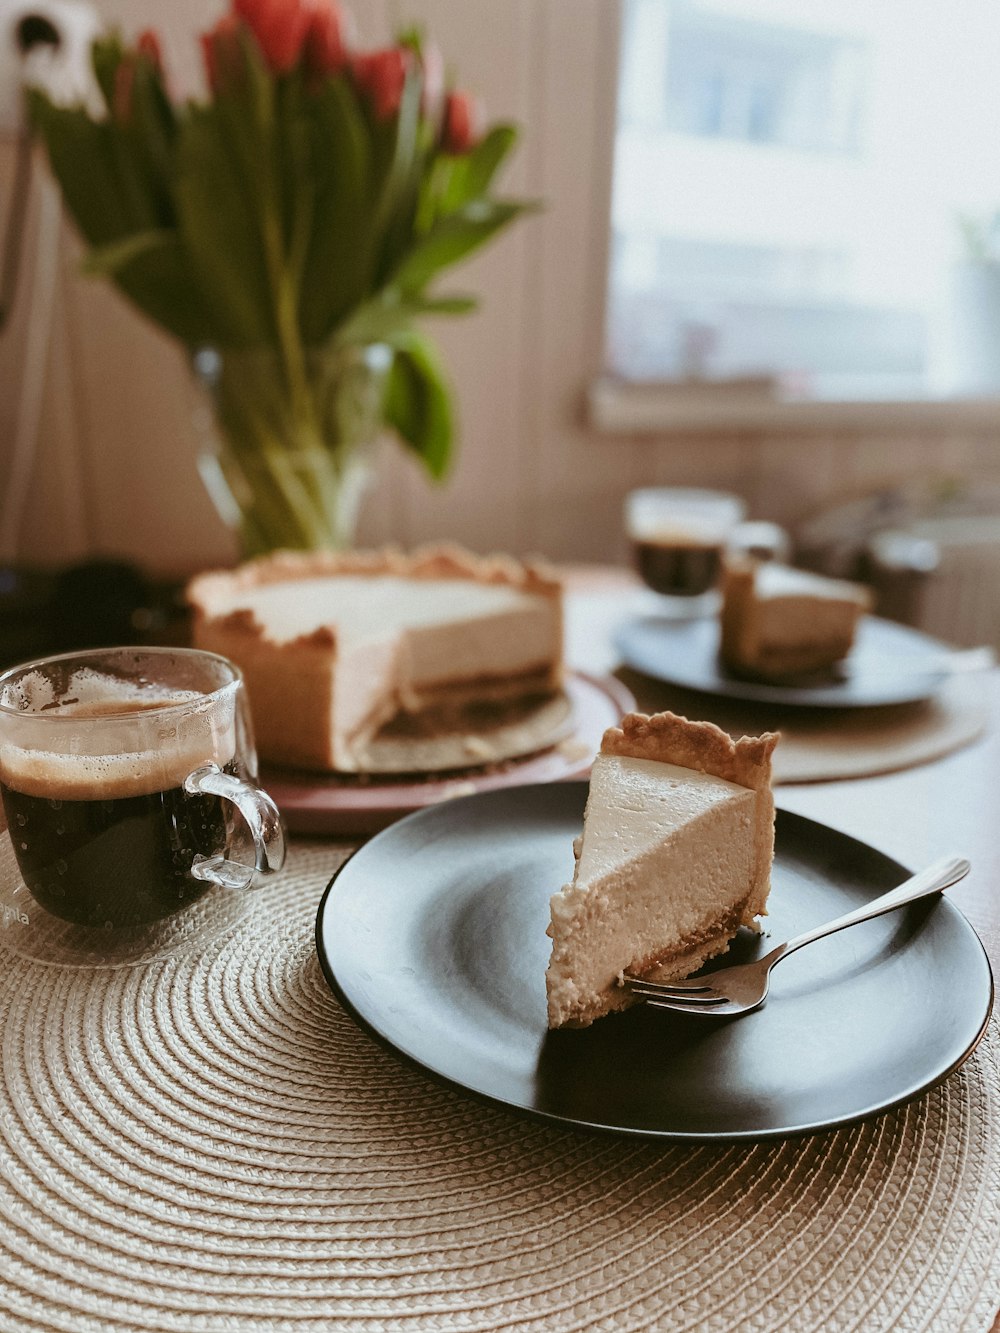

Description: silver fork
[624,854,971,1018]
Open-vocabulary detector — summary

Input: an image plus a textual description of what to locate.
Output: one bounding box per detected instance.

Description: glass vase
[194,342,392,558]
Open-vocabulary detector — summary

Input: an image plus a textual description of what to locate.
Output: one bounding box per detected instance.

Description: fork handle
[769,854,971,967]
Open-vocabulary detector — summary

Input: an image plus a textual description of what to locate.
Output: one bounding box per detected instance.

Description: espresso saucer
[637,588,722,621]
[0,834,249,969]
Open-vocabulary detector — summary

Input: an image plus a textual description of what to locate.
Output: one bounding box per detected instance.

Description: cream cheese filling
[220,575,558,688]
[573,756,754,881]
[547,755,757,1024]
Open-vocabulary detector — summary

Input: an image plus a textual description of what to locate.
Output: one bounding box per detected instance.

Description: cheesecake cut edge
[186,543,565,772]
[719,555,873,682]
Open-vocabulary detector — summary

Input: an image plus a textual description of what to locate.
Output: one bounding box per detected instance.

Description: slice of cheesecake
[188,545,563,773]
[546,711,778,1029]
[720,557,872,681]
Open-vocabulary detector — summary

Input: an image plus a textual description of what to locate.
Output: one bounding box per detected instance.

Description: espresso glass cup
[625,488,747,616]
[0,646,285,967]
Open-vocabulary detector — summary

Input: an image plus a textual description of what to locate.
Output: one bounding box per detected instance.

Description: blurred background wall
[2,0,1000,580]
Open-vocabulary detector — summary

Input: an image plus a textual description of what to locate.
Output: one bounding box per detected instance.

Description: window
[607,0,1000,400]
[663,8,864,152]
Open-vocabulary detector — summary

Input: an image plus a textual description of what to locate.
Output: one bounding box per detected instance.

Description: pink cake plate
[261,671,635,838]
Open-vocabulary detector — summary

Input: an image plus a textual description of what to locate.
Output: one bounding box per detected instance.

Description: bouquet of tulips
[30,0,531,550]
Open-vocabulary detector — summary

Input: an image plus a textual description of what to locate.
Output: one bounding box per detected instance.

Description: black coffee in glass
[0,773,230,929]
[0,694,233,929]
[625,489,745,600]
[0,647,286,965]
[632,534,723,597]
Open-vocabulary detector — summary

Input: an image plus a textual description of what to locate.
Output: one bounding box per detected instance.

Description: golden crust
[199,607,340,653]
[600,710,778,793]
[187,543,563,640]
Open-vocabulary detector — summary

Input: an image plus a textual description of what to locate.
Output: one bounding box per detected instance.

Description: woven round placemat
[1,841,998,1333]
[615,668,989,785]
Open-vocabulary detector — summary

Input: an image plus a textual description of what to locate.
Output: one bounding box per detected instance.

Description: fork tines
[624,975,726,1005]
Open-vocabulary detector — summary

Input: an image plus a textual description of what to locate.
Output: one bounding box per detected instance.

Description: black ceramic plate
[616,614,950,708]
[315,784,993,1141]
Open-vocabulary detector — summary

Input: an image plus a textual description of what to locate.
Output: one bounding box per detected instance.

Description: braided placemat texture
[615,668,989,786]
[1,841,998,1333]
[565,587,991,785]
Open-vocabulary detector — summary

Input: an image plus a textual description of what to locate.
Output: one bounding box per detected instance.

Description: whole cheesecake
[720,557,873,681]
[188,545,564,772]
[546,711,778,1029]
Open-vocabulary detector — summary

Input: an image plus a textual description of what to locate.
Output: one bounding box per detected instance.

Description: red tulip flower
[112,57,135,121]
[303,1,349,79]
[351,46,412,121]
[201,14,244,95]
[112,28,166,121]
[136,30,165,77]
[234,0,312,74]
[441,89,481,154]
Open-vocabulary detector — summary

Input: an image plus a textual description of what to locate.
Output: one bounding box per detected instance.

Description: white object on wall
[937,259,1000,396]
[0,0,99,132]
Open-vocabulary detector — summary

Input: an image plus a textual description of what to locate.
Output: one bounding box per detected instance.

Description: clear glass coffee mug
[625,489,792,617]
[0,646,285,967]
[625,487,747,617]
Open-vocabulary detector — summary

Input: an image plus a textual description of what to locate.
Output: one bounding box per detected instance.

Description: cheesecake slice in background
[720,557,873,682]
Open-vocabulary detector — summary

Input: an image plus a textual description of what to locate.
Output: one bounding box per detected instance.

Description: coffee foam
[0,736,237,801]
[0,670,237,799]
[633,523,726,547]
[0,668,200,716]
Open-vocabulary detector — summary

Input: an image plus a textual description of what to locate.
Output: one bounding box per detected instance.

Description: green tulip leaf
[391,201,530,295]
[298,77,376,343]
[334,289,476,346]
[410,294,478,315]
[371,69,425,282]
[29,94,132,245]
[174,106,276,347]
[82,228,174,275]
[111,238,228,346]
[91,32,126,114]
[438,125,519,213]
[383,332,454,479]
[123,58,178,225]
[333,298,413,347]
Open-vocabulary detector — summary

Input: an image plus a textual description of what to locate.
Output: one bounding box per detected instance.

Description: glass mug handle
[728,520,791,564]
[183,763,286,891]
